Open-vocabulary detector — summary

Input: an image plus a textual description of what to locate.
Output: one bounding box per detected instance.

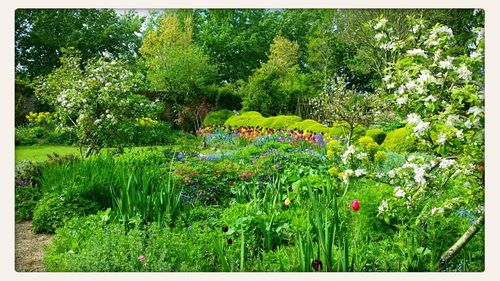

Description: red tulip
[227,237,233,245]
[352,199,360,211]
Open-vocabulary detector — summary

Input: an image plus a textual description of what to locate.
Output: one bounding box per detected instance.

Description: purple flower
[138,255,146,262]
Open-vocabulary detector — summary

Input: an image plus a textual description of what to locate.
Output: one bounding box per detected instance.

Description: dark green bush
[366,128,387,145]
[32,191,99,233]
[15,184,42,222]
[15,126,48,145]
[203,109,235,126]
[381,127,416,153]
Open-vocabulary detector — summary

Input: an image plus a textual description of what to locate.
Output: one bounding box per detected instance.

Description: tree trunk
[84,146,93,158]
[439,213,484,269]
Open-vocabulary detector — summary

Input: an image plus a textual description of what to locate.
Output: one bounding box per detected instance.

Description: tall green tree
[241,35,307,116]
[15,9,144,79]
[140,13,217,129]
[193,9,281,83]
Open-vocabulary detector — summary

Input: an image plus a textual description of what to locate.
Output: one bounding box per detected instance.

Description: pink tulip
[352,199,360,211]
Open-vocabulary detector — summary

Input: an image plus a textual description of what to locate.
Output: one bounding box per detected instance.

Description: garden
[14,9,484,272]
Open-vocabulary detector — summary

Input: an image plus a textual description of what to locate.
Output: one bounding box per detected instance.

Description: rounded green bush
[224,111,266,128]
[203,109,235,126]
[365,128,387,145]
[381,127,416,153]
[32,192,99,233]
[257,115,302,129]
[288,119,332,134]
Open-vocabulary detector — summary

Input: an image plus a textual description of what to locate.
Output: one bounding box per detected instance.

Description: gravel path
[15,221,53,272]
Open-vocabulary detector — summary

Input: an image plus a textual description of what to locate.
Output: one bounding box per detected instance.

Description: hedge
[203,109,235,126]
[224,111,267,128]
[365,128,387,145]
[381,126,416,153]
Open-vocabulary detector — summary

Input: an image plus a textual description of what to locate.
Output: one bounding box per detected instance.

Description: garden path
[15,221,52,272]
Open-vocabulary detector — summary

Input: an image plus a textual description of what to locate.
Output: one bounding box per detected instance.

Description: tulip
[352,199,360,211]
[222,226,228,233]
[227,237,233,245]
[311,259,323,271]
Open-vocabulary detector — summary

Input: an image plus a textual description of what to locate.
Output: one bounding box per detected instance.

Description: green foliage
[381,127,416,153]
[35,50,162,156]
[15,184,42,222]
[256,115,302,129]
[288,119,331,134]
[224,111,266,128]
[45,212,217,272]
[140,14,217,108]
[365,128,387,144]
[356,136,380,157]
[32,191,99,233]
[241,35,307,116]
[15,160,41,185]
[15,9,143,79]
[203,109,235,126]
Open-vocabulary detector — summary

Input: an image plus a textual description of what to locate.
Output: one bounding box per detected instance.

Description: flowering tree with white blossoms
[35,49,163,157]
[330,13,484,267]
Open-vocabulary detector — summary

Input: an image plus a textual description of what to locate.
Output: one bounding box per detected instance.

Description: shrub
[356,136,380,157]
[15,126,48,145]
[32,191,99,233]
[365,128,387,145]
[288,119,332,135]
[203,109,235,126]
[224,111,266,128]
[257,115,302,129]
[15,183,42,222]
[15,160,41,185]
[381,127,416,153]
[45,211,218,272]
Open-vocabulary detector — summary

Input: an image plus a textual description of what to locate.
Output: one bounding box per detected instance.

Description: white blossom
[423,95,437,103]
[378,200,388,212]
[464,119,473,129]
[431,207,444,215]
[375,33,387,41]
[414,166,426,185]
[456,129,464,140]
[380,42,396,50]
[406,113,421,125]
[374,18,388,30]
[436,133,447,145]
[406,48,427,58]
[438,57,455,70]
[355,168,366,177]
[439,158,456,169]
[357,152,368,160]
[394,186,406,198]
[396,96,408,105]
[417,70,435,84]
[457,65,472,81]
[468,106,483,117]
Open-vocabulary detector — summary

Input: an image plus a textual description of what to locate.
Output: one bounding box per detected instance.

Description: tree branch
[439,213,485,269]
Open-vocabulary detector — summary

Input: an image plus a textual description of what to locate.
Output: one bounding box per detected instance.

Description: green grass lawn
[15,145,81,163]
[15,143,238,164]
